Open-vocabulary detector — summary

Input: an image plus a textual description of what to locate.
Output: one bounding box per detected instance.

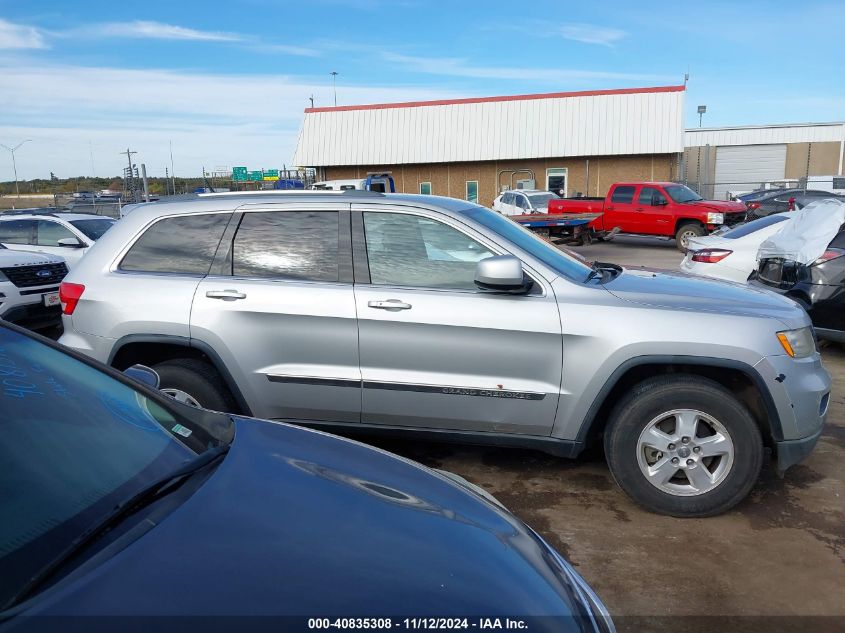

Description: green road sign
[264,169,279,177]
[247,171,263,182]
[232,166,248,182]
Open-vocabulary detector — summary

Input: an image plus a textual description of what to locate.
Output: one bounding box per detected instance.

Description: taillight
[788,197,796,211]
[59,282,85,315]
[813,248,845,265]
[747,202,761,210]
[691,249,733,263]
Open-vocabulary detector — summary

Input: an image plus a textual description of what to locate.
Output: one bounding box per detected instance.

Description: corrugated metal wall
[685,123,845,147]
[293,87,686,167]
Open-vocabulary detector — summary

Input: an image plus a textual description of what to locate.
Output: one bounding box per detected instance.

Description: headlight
[777,327,816,358]
[707,212,725,224]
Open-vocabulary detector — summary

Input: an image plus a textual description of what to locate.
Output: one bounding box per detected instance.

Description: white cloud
[97,20,242,42]
[251,43,322,57]
[0,18,47,49]
[382,52,670,83]
[0,62,463,179]
[556,23,626,46]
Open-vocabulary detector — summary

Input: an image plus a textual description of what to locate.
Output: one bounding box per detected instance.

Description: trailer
[511,212,603,244]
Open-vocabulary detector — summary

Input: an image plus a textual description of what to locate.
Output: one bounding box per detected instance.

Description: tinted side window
[611,186,636,204]
[638,187,665,205]
[363,212,494,290]
[0,220,35,244]
[501,192,513,205]
[233,211,339,282]
[120,213,230,275]
[36,220,76,246]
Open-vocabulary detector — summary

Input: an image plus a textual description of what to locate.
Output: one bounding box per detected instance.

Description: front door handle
[368,299,412,311]
[206,289,247,301]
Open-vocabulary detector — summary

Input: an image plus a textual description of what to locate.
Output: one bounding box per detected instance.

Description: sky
[1,0,843,181]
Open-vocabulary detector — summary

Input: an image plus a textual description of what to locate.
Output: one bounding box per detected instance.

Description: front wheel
[675,222,706,252]
[604,375,763,517]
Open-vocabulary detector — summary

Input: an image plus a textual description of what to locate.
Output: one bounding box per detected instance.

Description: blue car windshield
[463,206,593,282]
[0,326,198,607]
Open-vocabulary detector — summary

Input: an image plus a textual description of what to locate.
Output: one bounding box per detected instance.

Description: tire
[152,358,239,413]
[675,222,706,252]
[603,375,763,518]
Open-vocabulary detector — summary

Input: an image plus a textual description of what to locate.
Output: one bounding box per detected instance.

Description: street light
[0,139,32,198]
[330,71,338,106]
[697,105,707,128]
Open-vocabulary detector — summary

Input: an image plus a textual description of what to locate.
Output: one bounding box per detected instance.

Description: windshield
[463,206,593,282]
[69,218,116,241]
[722,214,789,239]
[664,185,703,203]
[526,193,557,207]
[0,326,208,607]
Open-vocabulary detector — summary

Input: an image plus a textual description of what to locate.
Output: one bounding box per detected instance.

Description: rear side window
[233,211,339,282]
[611,186,636,204]
[0,220,35,244]
[120,213,230,275]
[723,214,789,239]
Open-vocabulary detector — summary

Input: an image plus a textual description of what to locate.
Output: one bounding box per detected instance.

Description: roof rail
[0,208,62,217]
[197,189,386,197]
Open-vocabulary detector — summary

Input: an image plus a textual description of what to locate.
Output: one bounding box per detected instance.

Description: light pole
[697,105,707,128]
[0,140,32,198]
[330,71,338,106]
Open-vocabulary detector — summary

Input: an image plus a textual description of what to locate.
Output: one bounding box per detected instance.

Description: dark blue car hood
[15,419,589,624]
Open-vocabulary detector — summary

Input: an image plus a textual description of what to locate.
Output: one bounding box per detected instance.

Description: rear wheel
[675,222,706,252]
[604,375,763,517]
[152,358,238,413]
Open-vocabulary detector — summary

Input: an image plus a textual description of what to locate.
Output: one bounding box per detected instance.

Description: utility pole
[330,71,338,106]
[121,148,138,202]
[309,95,314,108]
[169,140,176,195]
[89,140,95,177]
[1,140,32,198]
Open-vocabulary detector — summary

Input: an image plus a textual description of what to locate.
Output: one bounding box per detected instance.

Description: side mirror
[655,198,668,206]
[57,237,84,248]
[124,364,161,390]
[474,255,534,294]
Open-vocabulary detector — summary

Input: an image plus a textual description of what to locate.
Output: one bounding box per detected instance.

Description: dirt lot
[374,236,844,630]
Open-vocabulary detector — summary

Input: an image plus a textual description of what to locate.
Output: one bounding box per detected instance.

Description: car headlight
[777,326,816,358]
[707,212,725,224]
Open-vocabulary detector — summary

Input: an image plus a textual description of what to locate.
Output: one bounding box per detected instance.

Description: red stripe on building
[304,85,686,114]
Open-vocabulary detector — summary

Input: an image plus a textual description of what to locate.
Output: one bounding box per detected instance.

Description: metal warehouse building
[684,122,845,200]
[293,85,686,207]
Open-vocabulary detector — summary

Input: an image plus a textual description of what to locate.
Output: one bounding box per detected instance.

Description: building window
[419,182,432,195]
[546,168,567,196]
[466,181,478,203]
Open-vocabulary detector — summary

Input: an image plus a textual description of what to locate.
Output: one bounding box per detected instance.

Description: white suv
[0,211,116,268]
[0,243,68,329]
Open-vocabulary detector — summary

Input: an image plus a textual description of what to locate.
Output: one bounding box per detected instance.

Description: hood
[605,267,808,328]
[30,420,588,625]
[681,200,746,213]
[0,249,64,267]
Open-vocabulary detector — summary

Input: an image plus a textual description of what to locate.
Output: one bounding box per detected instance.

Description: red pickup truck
[548,182,747,251]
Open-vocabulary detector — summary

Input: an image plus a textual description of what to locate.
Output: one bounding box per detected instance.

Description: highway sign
[232,166,248,182]
[247,171,263,182]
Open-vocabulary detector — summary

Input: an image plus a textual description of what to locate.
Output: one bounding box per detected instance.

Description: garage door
[714,144,786,200]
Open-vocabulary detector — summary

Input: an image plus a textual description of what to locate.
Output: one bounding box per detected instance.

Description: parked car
[750,200,845,343]
[0,211,116,268]
[493,189,560,216]
[792,193,845,210]
[0,243,68,329]
[309,173,395,192]
[58,191,830,517]
[744,189,833,218]
[0,321,614,629]
[549,183,747,251]
[680,214,791,283]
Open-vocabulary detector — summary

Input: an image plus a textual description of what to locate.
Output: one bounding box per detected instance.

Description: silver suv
[59,191,831,517]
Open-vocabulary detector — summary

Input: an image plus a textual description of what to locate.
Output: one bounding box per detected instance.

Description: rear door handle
[206,289,247,301]
[368,299,412,311]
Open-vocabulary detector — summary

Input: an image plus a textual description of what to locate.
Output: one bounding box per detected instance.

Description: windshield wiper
[4,444,229,610]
